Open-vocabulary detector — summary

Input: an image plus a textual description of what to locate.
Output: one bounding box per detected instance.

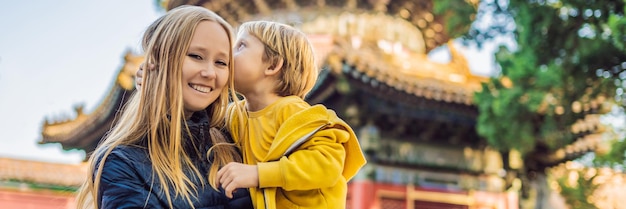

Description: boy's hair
[76,5,240,209]
[237,21,319,99]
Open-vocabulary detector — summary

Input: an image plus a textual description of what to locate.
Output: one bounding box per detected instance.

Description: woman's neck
[183,110,194,120]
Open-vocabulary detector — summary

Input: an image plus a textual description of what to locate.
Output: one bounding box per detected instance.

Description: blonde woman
[76,6,252,209]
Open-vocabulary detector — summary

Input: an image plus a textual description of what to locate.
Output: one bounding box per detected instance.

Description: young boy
[137,20,366,209]
[215,21,366,209]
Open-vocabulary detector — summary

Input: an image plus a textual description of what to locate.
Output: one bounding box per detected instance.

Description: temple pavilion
[0,0,605,208]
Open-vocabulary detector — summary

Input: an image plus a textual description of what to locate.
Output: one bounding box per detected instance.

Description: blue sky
[0,1,503,164]
[0,0,162,163]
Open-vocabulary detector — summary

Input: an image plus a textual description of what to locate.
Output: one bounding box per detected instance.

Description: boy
[216,21,366,209]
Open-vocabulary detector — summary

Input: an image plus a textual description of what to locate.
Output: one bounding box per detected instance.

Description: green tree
[555,168,599,209]
[467,0,626,208]
[475,0,625,158]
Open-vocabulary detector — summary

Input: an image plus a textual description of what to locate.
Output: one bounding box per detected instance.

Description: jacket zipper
[281,123,330,156]
[262,122,330,209]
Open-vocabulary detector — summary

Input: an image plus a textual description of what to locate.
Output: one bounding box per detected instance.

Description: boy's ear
[264,57,284,76]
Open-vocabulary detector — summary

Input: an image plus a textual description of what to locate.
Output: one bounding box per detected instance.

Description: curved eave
[310,63,479,127]
[317,40,488,107]
[0,158,85,188]
[39,52,143,153]
[39,84,133,151]
[355,64,476,123]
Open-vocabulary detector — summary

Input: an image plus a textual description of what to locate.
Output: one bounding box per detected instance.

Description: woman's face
[181,20,230,116]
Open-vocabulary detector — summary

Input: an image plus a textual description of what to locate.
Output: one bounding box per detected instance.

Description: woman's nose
[201,65,217,79]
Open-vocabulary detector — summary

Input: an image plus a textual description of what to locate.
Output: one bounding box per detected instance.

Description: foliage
[473,0,626,159]
[459,0,517,47]
[433,0,479,39]
[594,138,626,169]
[555,169,599,209]
[466,1,625,207]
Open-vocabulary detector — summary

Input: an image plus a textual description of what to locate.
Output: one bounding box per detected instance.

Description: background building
[38,1,517,208]
[0,158,82,209]
[2,0,606,208]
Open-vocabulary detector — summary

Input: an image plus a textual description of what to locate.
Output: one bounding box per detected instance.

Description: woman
[76,5,252,209]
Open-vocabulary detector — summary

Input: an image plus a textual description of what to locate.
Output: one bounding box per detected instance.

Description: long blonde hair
[76,6,240,209]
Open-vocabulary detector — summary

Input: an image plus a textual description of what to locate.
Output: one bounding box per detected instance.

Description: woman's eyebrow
[189,45,229,59]
[188,45,208,52]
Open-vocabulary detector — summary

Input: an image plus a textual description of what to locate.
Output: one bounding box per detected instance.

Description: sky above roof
[0,0,503,164]
[0,0,162,163]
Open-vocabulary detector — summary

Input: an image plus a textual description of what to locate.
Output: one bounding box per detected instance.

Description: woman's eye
[188,54,203,60]
[216,60,228,67]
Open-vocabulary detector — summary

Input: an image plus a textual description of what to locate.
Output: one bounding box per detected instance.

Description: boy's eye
[188,54,203,60]
[236,42,245,51]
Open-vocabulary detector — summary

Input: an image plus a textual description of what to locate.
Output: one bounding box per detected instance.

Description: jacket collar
[182,111,211,158]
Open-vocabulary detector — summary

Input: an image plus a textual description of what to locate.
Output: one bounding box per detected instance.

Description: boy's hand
[217,162,259,198]
[135,63,155,90]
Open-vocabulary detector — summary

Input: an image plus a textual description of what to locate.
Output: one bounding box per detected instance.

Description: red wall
[347,181,518,209]
[0,189,75,209]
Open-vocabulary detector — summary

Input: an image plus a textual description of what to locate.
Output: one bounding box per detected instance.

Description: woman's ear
[264,57,283,76]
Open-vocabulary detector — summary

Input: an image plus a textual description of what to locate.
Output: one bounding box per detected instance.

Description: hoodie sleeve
[97,150,166,209]
[257,126,348,191]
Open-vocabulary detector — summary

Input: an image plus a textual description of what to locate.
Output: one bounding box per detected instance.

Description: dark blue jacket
[95,111,253,209]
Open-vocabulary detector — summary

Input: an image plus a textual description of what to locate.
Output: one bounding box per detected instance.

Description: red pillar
[348,180,376,209]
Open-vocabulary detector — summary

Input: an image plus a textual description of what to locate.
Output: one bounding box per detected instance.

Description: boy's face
[233,31,270,95]
[181,20,230,116]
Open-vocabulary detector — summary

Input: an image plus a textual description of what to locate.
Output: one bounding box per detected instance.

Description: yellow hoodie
[227,97,367,209]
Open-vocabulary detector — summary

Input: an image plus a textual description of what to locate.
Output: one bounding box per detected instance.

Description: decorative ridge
[325,38,488,105]
[0,157,86,188]
[40,51,144,145]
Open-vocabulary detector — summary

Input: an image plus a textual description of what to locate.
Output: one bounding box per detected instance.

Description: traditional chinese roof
[164,0,475,53]
[40,0,483,156]
[39,52,142,155]
[0,158,85,190]
[321,38,485,105]
[306,37,488,146]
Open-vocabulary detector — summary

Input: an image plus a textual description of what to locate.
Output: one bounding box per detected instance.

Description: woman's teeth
[190,84,211,93]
